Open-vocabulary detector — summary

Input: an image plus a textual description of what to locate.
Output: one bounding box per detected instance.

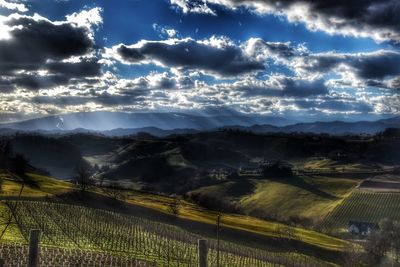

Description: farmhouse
[348,221,378,236]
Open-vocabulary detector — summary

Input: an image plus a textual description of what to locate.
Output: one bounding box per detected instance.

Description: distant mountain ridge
[224,117,400,135]
[0,111,294,131]
[0,111,399,136]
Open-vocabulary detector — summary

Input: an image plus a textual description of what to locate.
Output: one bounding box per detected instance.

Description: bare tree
[0,139,12,171]
[13,154,29,177]
[365,229,391,264]
[343,243,364,267]
[103,181,126,201]
[73,164,92,192]
[0,154,27,241]
[168,198,181,216]
[11,154,32,195]
[0,206,15,240]
[392,223,400,262]
[377,218,400,263]
[277,222,298,255]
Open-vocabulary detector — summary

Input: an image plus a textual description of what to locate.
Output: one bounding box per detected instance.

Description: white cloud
[104,36,265,77]
[66,7,103,29]
[2,69,398,119]
[0,15,12,40]
[0,3,398,120]
[152,23,179,38]
[288,50,400,89]
[169,0,400,42]
[170,0,216,15]
[0,0,27,12]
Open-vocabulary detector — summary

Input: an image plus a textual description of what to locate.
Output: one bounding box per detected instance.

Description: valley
[0,128,400,265]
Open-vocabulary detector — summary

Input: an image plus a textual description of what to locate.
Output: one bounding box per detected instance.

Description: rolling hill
[0,171,348,266]
[6,130,400,182]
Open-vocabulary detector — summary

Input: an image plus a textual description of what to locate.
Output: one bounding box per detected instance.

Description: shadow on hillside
[10,172,40,190]
[52,190,343,265]
[225,179,255,197]
[272,176,339,200]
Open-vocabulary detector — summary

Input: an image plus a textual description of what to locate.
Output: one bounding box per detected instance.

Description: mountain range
[0,111,294,131]
[0,111,399,136]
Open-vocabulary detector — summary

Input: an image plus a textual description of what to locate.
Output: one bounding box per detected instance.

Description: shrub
[261,161,293,179]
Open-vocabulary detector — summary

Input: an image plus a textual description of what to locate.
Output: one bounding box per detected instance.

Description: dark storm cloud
[12,74,70,90]
[305,0,400,40]
[0,77,15,93]
[298,54,341,74]
[117,45,146,61]
[0,14,102,91]
[367,76,400,90]
[178,76,195,88]
[45,59,102,79]
[94,91,148,106]
[156,78,176,89]
[113,38,265,76]
[280,78,328,97]
[292,98,373,113]
[350,51,400,80]
[0,59,102,90]
[249,38,300,58]
[31,95,88,106]
[365,80,385,88]
[0,16,94,73]
[298,51,400,80]
[171,0,400,41]
[31,88,149,107]
[388,77,400,90]
[237,77,328,97]
[0,73,69,91]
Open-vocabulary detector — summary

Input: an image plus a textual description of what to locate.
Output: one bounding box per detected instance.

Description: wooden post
[0,258,4,267]
[216,214,220,267]
[28,229,41,267]
[198,239,208,267]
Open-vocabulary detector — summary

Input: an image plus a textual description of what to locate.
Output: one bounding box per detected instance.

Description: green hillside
[3,199,339,267]
[0,172,349,261]
[320,191,400,237]
[189,175,359,226]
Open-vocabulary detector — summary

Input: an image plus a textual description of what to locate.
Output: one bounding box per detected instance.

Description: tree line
[345,218,400,266]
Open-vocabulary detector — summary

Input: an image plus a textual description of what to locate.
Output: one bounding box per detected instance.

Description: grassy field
[0,201,22,242]
[300,158,377,172]
[0,242,152,266]
[0,172,350,255]
[0,172,74,242]
[320,190,400,237]
[240,176,358,224]
[124,190,348,251]
[3,200,338,267]
[0,172,73,197]
[189,175,359,226]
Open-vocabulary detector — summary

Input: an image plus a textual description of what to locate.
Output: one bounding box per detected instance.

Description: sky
[0,0,399,123]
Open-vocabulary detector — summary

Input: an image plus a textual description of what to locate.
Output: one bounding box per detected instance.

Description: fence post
[28,229,41,267]
[198,239,208,267]
[216,215,220,267]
